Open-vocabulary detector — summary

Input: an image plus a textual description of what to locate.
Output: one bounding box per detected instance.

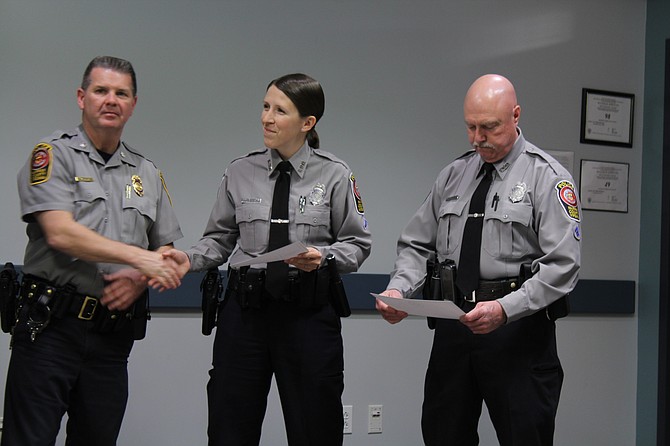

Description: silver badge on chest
[509,182,527,203]
[309,183,326,205]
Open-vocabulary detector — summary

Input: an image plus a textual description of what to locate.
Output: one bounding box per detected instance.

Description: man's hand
[286,247,322,272]
[147,248,191,291]
[134,250,182,290]
[459,300,507,334]
[375,289,409,324]
[101,269,148,311]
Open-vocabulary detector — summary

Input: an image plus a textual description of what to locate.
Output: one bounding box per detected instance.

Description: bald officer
[377,74,581,445]
[2,56,182,446]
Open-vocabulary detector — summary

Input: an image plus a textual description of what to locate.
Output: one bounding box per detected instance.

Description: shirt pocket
[235,202,271,252]
[483,201,533,259]
[437,199,467,255]
[295,207,330,244]
[122,195,157,246]
[73,181,107,230]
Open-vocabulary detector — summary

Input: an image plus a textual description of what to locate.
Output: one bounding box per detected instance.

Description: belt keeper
[78,296,98,321]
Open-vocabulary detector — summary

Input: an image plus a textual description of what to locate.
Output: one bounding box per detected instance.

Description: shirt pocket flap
[295,208,329,226]
[74,181,106,203]
[123,196,157,221]
[439,200,467,218]
[487,202,533,226]
[235,203,271,224]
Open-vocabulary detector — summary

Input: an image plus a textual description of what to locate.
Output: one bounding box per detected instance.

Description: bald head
[463,74,521,163]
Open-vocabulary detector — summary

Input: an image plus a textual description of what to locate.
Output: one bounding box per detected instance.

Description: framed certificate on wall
[579,159,629,212]
[580,89,634,148]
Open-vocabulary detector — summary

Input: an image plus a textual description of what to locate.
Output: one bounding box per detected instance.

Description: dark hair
[267,73,325,149]
[81,56,137,96]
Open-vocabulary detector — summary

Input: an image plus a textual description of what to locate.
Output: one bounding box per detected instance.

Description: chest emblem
[309,183,326,206]
[131,175,144,197]
[509,182,527,203]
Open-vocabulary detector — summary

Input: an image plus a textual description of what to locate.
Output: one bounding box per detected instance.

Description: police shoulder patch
[555,179,580,222]
[30,143,53,185]
[350,173,365,215]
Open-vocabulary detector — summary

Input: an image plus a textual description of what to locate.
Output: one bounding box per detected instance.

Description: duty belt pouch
[0,263,20,333]
[423,258,457,329]
[95,306,133,335]
[201,268,223,336]
[132,291,150,340]
[423,257,441,330]
[238,267,265,310]
[519,263,570,321]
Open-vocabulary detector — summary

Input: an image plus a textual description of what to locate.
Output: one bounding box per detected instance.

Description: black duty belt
[464,277,520,303]
[226,266,330,309]
[21,275,101,321]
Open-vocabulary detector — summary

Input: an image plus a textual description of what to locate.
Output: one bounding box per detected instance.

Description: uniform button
[504,214,509,219]
[313,218,318,223]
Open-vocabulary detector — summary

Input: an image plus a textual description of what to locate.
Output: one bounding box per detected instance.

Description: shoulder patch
[30,143,53,185]
[555,180,580,222]
[350,173,365,215]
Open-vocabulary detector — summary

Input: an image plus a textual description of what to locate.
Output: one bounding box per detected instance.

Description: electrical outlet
[342,405,353,434]
[368,404,382,434]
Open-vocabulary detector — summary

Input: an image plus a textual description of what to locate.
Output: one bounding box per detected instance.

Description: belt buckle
[78,296,98,321]
[465,291,476,303]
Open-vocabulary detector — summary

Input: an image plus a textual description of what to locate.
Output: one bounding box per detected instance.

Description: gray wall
[0,0,647,444]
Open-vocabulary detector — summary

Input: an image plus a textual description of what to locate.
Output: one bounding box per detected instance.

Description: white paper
[372,293,465,319]
[230,242,309,268]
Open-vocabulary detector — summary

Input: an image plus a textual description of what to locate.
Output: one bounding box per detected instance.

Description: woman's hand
[286,247,322,272]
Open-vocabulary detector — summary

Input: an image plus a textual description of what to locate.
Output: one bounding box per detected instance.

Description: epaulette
[230,147,268,165]
[312,148,348,168]
[45,129,76,143]
[120,142,161,169]
[455,149,477,161]
[524,145,563,176]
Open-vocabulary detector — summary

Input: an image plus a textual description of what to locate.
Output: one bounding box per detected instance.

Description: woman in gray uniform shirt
[166,73,371,445]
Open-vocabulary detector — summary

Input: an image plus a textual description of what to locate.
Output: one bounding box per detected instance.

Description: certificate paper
[580,160,629,212]
[580,89,634,147]
[230,242,309,268]
[372,293,465,319]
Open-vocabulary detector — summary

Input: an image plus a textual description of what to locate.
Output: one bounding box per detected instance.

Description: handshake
[139,248,191,292]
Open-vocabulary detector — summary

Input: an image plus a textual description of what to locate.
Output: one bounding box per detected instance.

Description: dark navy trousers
[2,308,134,446]
[207,295,344,446]
[422,310,563,446]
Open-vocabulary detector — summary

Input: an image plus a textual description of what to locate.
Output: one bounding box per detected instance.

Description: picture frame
[580,88,634,148]
[579,159,629,213]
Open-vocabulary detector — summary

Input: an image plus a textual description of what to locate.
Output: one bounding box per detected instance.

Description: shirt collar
[71,125,137,167]
[267,142,310,179]
[488,127,525,179]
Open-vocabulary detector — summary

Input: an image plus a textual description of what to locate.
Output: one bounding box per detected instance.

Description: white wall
[0,0,645,444]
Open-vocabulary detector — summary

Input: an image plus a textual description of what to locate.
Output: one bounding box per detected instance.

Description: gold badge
[131,175,144,197]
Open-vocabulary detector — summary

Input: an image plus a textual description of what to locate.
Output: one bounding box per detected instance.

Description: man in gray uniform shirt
[376,74,581,446]
[2,56,182,446]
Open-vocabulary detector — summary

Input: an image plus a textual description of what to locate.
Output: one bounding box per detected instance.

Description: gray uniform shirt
[388,129,581,322]
[187,143,371,273]
[17,126,183,296]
